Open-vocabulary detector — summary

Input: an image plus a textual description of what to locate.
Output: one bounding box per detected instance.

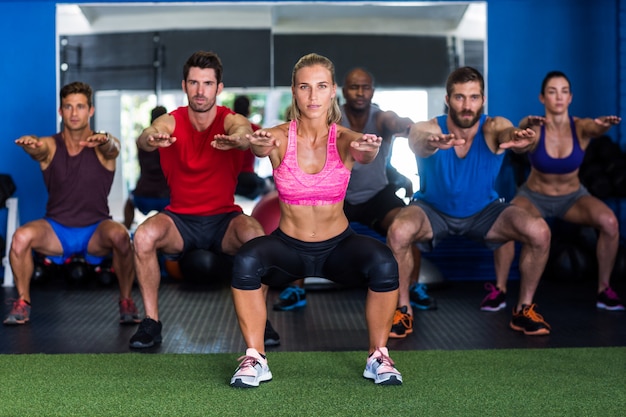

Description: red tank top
[43,133,113,227]
[159,106,245,215]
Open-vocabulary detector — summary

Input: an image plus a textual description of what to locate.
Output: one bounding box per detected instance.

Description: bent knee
[387,220,418,249]
[10,228,34,254]
[367,258,399,292]
[528,218,551,249]
[108,229,132,252]
[232,252,264,290]
[132,226,159,253]
[599,212,620,237]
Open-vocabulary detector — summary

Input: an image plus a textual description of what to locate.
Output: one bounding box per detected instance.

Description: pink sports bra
[273,120,351,205]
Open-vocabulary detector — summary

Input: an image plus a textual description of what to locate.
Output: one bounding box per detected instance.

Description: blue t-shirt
[413,114,504,217]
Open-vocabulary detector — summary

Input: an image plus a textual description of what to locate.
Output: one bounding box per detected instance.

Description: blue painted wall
[0,0,622,242]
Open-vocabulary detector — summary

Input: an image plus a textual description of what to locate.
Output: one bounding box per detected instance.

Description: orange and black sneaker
[389,306,413,339]
[509,303,551,336]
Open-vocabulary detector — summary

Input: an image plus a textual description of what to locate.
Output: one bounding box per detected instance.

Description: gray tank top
[341,104,391,204]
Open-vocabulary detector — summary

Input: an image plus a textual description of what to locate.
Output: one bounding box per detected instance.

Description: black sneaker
[264,320,280,346]
[273,286,307,311]
[129,317,162,348]
[409,283,437,310]
[509,304,551,336]
[596,287,625,311]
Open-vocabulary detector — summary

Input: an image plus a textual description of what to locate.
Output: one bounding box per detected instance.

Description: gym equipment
[251,190,280,234]
[31,252,57,284]
[94,257,116,286]
[418,257,445,286]
[64,255,93,285]
[178,249,232,284]
[545,240,595,282]
[164,259,183,280]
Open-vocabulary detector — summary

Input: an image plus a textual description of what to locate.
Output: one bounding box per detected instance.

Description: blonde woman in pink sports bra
[229,53,403,388]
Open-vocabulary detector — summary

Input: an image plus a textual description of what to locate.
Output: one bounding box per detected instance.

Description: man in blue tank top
[4,81,140,327]
[387,67,553,336]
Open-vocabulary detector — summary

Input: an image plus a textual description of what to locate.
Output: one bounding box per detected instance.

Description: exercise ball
[164,259,183,280]
[178,249,231,284]
[251,190,280,234]
[546,241,594,282]
[418,257,445,286]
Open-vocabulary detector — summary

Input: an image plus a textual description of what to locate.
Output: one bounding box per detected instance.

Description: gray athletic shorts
[410,198,509,252]
[516,183,590,219]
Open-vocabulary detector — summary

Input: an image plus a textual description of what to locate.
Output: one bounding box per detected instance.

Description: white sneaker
[230,348,273,388]
[363,347,402,385]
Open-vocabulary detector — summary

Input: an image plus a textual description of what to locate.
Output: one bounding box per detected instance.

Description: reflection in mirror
[58,2,485,220]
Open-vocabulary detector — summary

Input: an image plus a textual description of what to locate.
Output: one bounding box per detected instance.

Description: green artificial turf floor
[0,347,623,417]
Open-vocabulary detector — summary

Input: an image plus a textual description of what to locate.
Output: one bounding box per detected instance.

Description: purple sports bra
[528,116,585,174]
[273,120,351,205]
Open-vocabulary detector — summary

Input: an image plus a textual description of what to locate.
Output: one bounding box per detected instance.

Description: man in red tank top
[129,51,266,349]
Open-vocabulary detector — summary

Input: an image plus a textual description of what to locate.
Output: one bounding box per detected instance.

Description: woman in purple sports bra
[486,71,624,312]
[228,53,403,388]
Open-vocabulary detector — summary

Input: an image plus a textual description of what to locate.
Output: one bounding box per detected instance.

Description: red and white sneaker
[3,299,31,325]
[119,298,141,324]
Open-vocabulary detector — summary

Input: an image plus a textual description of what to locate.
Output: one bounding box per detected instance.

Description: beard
[188,95,215,113]
[449,105,483,129]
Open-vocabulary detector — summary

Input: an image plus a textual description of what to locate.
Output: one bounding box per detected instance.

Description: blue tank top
[341,104,390,204]
[527,116,584,174]
[413,114,504,217]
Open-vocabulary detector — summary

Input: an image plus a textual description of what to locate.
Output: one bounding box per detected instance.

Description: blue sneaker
[409,283,437,310]
[273,286,307,311]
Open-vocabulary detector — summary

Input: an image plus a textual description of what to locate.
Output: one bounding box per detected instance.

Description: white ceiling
[57,2,486,38]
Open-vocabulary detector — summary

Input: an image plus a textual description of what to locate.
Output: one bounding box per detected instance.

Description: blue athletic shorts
[45,218,105,265]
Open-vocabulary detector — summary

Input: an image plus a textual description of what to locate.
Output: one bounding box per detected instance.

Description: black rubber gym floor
[1,274,624,354]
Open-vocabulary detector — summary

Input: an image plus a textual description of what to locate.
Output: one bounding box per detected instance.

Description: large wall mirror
[56,2,486,222]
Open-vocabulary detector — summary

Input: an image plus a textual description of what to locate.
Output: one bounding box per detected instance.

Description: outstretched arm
[579,115,621,140]
[212,113,254,151]
[15,135,54,165]
[248,128,281,158]
[408,119,465,157]
[380,110,413,138]
[81,131,120,160]
[349,133,381,164]
[518,115,546,130]
[489,116,536,153]
[137,114,176,151]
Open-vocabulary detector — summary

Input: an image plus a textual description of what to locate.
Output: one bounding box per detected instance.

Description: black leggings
[232,227,399,292]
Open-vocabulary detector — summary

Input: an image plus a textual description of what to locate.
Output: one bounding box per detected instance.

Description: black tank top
[43,133,113,227]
